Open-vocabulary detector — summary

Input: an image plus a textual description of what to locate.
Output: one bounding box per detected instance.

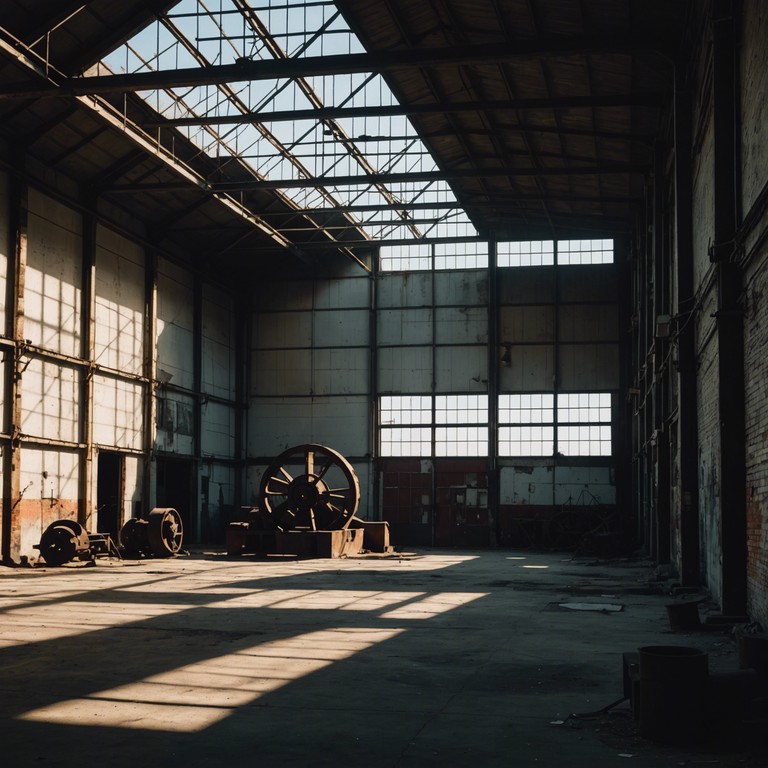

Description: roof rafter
[0,37,674,99]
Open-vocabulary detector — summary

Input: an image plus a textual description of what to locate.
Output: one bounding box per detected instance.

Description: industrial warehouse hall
[1,0,768,764]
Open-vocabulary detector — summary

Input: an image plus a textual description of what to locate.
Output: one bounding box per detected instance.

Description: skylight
[99,0,477,246]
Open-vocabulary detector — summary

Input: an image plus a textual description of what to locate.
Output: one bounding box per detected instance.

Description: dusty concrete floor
[0,549,765,767]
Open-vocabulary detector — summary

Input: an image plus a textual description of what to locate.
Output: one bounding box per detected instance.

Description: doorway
[156,458,195,543]
[97,452,123,538]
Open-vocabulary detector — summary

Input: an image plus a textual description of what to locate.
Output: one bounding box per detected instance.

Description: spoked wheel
[258,444,360,532]
[147,507,184,556]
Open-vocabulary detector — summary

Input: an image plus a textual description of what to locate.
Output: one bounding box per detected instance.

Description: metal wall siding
[434,306,488,345]
[201,402,236,459]
[377,346,433,392]
[434,346,487,391]
[377,308,433,346]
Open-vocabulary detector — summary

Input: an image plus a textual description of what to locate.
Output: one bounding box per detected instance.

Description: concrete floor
[0,549,764,767]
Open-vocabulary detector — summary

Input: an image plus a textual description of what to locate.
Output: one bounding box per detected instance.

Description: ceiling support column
[673,64,701,587]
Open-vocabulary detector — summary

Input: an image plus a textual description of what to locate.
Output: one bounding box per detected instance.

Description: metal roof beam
[104,163,646,193]
[0,38,673,99]
[138,94,663,128]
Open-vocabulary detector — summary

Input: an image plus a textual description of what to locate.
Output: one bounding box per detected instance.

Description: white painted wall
[123,455,142,522]
[20,358,79,442]
[25,189,82,357]
[92,375,143,450]
[94,226,144,375]
[156,258,194,390]
[19,447,79,557]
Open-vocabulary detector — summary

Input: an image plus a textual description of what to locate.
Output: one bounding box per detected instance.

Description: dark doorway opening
[156,458,195,543]
[97,452,123,538]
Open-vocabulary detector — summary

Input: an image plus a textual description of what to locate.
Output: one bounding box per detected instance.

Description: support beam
[78,205,96,531]
[106,164,647,194]
[2,174,27,564]
[0,38,673,99]
[141,94,665,128]
[674,64,700,587]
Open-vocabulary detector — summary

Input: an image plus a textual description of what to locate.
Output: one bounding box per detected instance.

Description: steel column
[674,64,700,587]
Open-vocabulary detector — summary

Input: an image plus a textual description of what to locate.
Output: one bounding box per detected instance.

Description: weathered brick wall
[740,0,768,626]
[690,42,723,601]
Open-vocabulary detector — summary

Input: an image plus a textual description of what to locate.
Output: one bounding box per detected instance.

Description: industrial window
[497,239,613,267]
[498,392,612,456]
[557,239,614,265]
[379,394,488,456]
[497,241,555,267]
[378,244,431,272]
[556,393,612,456]
[435,394,488,456]
[379,396,432,457]
[434,242,488,270]
[380,242,488,272]
[498,394,555,456]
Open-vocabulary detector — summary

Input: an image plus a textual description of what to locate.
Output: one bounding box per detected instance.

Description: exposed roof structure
[0,1,688,279]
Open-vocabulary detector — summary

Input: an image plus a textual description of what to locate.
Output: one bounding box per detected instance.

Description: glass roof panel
[100,0,477,246]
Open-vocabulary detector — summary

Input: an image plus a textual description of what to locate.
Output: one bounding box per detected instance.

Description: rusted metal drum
[638,645,708,744]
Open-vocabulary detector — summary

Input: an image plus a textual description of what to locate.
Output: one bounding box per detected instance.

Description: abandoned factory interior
[1,0,768,765]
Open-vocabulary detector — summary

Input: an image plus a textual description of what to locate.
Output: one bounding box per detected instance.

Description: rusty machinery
[228,443,392,558]
[34,507,184,566]
[119,508,184,558]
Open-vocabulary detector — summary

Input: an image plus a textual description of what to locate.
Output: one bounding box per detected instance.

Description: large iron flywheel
[258,444,360,532]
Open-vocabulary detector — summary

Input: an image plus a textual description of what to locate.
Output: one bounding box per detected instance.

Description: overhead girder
[104,163,646,194]
[0,37,674,100]
[138,94,664,128]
